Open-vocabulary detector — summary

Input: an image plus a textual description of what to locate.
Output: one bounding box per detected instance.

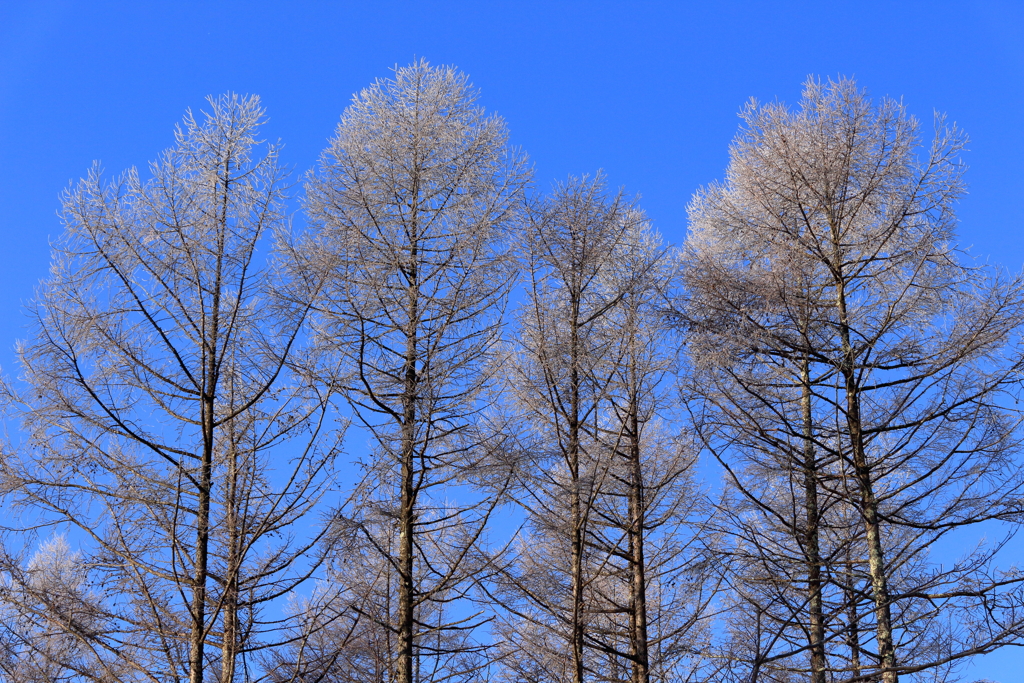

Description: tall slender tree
[0,94,343,683]
[490,176,712,683]
[679,78,1024,682]
[302,61,530,683]
[494,176,639,683]
[583,213,714,683]
[679,265,855,682]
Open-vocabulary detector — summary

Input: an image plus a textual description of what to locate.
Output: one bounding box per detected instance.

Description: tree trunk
[192,162,227,683]
[834,268,897,683]
[626,398,650,683]
[191,436,213,683]
[191,237,224,683]
[569,309,585,683]
[221,444,240,683]
[397,219,420,683]
[801,356,826,683]
[844,552,863,679]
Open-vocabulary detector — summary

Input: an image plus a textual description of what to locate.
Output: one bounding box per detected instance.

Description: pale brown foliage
[300,60,530,683]
[0,95,343,683]
[680,77,1024,682]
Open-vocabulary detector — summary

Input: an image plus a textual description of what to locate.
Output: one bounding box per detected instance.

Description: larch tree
[581,212,715,683]
[492,176,639,683]
[679,78,1024,683]
[678,251,854,682]
[490,176,712,683]
[301,61,530,683]
[0,95,344,683]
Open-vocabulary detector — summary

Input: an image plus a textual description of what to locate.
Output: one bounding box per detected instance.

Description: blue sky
[2,1,1023,678]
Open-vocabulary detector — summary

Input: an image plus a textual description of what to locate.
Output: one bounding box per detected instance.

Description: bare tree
[583,215,715,683]
[0,94,344,683]
[678,265,857,682]
[489,177,713,683]
[492,175,639,683]
[301,60,530,683]
[678,77,1024,682]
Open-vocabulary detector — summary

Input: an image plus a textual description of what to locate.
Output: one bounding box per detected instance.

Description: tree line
[1,60,1022,683]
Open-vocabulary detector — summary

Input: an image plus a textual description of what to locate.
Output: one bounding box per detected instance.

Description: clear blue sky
[1,2,1022,678]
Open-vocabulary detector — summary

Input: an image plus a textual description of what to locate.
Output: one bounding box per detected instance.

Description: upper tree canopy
[302,59,531,431]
